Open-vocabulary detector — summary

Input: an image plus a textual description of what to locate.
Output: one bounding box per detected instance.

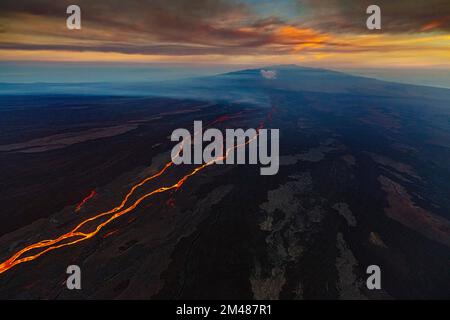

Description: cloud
[260,69,277,79]
[298,0,450,33]
[0,0,449,67]
[0,0,331,56]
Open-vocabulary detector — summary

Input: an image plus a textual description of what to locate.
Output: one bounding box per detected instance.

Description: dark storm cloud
[1,0,449,60]
[298,0,450,33]
[0,0,248,44]
[0,0,256,45]
[0,0,248,37]
[0,0,243,18]
[0,0,332,55]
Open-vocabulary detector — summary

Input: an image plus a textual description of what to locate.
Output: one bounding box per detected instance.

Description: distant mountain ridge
[1,65,450,103]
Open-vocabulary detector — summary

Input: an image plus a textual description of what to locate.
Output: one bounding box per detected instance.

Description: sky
[0,0,450,85]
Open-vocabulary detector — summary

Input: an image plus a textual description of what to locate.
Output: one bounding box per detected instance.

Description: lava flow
[0,110,272,275]
[75,190,97,212]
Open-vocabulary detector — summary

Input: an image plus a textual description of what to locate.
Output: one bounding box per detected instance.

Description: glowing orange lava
[0,110,273,275]
[75,190,97,212]
[102,229,119,239]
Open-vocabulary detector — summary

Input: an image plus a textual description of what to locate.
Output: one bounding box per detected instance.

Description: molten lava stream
[0,111,270,275]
